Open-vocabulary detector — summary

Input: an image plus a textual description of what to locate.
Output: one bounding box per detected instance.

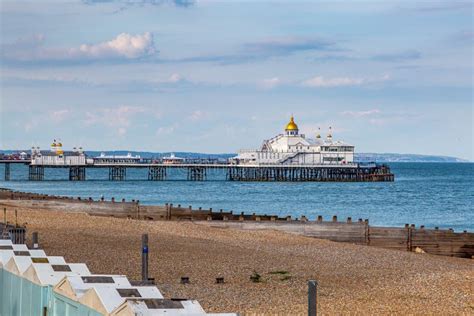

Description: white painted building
[30,140,87,166]
[233,116,355,165]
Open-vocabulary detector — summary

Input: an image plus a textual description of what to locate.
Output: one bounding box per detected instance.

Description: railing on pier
[1,159,395,182]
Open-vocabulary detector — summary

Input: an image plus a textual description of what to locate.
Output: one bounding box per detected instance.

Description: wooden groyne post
[308,280,318,316]
[141,234,149,283]
[32,232,39,249]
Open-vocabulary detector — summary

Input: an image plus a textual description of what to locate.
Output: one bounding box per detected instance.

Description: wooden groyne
[1,189,472,258]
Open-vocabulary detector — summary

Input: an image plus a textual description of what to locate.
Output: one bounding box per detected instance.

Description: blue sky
[0,0,472,160]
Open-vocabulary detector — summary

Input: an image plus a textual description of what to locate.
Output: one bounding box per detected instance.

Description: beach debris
[415,247,425,254]
[250,271,262,283]
[269,270,291,281]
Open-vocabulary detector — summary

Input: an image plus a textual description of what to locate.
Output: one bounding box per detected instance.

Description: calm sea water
[0,163,472,231]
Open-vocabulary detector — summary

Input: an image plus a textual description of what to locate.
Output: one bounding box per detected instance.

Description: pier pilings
[187,167,207,181]
[109,166,126,181]
[69,167,86,181]
[148,166,167,181]
[5,163,394,182]
[227,166,394,182]
[28,165,44,181]
[4,163,10,181]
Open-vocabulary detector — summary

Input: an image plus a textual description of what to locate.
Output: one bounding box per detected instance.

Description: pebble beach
[4,207,473,315]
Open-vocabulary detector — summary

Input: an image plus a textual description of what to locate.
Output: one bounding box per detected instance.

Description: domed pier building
[233,116,355,166]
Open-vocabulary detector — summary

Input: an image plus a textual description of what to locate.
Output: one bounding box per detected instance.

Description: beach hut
[54,274,133,314]
[111,298,208,316]
[4,255,64,276]
[0,241,29,267]
[23,262,91,286]
[1,243,236,316]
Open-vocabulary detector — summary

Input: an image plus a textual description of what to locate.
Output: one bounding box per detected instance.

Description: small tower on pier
[285,115,299,136]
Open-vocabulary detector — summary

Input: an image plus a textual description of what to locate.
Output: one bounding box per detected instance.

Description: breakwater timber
[1,189,472,258]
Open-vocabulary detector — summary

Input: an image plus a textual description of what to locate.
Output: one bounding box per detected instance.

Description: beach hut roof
[4,255,66,276]
[54,274,135,314]
[87,285,165,314]
[23,262,91,286]
[0,243,28,266]
[54,274,132,301]
[0,240,13,246]
[111,299,209,316]
[1,243,236,316]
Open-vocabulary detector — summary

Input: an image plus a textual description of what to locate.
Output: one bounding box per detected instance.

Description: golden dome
[285,116,299,131]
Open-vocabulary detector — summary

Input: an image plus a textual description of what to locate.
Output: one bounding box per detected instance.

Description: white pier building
[233,116,355,165]
[30,140,89,166]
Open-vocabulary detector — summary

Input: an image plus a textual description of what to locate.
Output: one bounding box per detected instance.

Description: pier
[0,159,394,182]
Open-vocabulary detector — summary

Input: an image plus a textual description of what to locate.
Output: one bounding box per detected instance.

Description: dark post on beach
[308,280,318,316]
[32,232,39,249]
[141,234,149,283]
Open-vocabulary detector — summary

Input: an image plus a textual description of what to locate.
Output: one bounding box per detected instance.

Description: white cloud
[259,77,281,89]
[73,32,155,59]
[302,76,364,88]
[368,118,387,126]
[188,110,205,121]
[167,73,182,83]
[156,125,177,136]
[302,74,390,88]
[84,105,145,128]
[50,109,71,122]
[23,120,39,132]
[341,109,381,118]
[117,127,127,136]
[3,32,156,62]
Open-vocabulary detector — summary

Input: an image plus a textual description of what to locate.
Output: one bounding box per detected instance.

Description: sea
[0,163,472,231]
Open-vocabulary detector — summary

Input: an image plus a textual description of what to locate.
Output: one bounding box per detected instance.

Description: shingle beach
[5,208,473,315]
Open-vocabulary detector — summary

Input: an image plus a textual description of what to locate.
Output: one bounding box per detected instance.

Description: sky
[0,1,472,160]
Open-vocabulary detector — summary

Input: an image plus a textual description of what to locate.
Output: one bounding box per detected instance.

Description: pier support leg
[148,167,166,181]
[69,167,86,181]
[109,166,126,181]
[188,167,206,181]
[28,166,44,181]
[4,163,10,181]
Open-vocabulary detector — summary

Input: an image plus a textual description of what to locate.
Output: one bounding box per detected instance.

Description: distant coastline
[0,150,469,163]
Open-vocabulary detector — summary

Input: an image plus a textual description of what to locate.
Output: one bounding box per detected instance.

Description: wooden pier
[0,160,394,182]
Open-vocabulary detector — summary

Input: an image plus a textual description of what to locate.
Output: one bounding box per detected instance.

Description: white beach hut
[23,262,91,286]
[54,274,133,314]
[4,255,64,276]
[111,298,209,316]
[0,241,29,267]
